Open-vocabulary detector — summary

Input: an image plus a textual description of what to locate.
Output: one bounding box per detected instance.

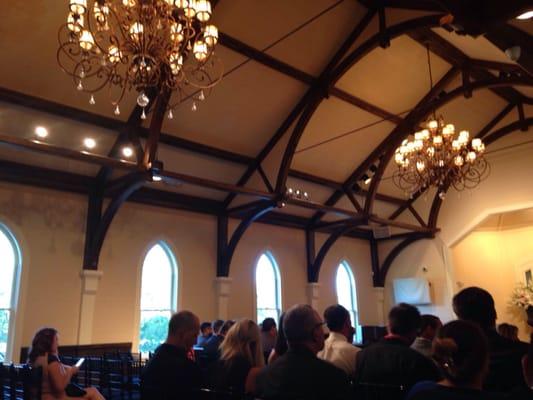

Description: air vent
[372,225,391,239]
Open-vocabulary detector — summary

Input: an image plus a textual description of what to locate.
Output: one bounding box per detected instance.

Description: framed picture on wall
[515,261,533,287]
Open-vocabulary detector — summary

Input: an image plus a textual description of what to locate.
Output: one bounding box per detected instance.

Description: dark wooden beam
[517,103,528,131]
[485,23,533,77]
[478,103,516,139]
[370,238,380,286]
[142,89,170,167]
[408,204,427,227]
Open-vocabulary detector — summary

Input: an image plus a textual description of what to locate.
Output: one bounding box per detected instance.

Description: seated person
[453,287,528,393]
[260,318,277,363]
[197,321,213,347]
[267,312,287,364]
[204,319,234,360]
[407,320,504,400]
[211,319,264,394]
[255,304,352,400]
[411,314,442,358]
[28,327,104,400]
[317,304,360,378]
[354,303,440,392]
[497,323,519,342]
[141,311,202,399]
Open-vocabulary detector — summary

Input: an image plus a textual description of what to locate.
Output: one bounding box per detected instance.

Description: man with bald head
[141,311,202,399]
[255,304,351,400]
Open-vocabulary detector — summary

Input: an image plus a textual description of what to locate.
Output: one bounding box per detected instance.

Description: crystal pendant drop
[198,90,205,101]
[114,104,121,115]
[80,69,85,79]
[89,95,95,105]
[168,109,174,120]
[141,108,147,120]
[77,81,84,91]
[438,191,446,200]
[191,101,198,112]
[137,92,150,107]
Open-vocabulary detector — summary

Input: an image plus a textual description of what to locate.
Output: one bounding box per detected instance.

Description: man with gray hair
[255,304,351,400]
[141,311,202,399]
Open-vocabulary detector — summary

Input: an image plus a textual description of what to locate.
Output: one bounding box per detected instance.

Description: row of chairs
[61,353,145,399]
[0,364,41,400]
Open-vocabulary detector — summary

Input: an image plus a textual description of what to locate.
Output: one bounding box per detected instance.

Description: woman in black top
[407,320,504,400]
[212,319,264,394]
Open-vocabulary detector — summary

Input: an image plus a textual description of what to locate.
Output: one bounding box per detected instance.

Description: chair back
[0,364,42,400]
[354,382,406,400]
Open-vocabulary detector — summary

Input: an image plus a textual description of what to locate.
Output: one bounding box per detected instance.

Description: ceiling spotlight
[152,175,163,182]
[83,137,96,149]
[35,126,49,138]
[362,174,372,185]
[122,146,134,158]
[516,11,533,20]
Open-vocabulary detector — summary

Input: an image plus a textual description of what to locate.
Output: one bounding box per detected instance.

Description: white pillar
[214,277,232,319]
[374,287,385,326]
[78,270,103,344]
[306,283,321,311]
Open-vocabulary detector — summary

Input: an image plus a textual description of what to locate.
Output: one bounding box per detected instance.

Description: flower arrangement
[510,283,533,309]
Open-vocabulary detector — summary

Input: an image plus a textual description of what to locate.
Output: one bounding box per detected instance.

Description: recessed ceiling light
[516,10,533,19]
[35,126,48,138]
[122,146,133,158]
[152,175,163,182]
[83,137,96,149]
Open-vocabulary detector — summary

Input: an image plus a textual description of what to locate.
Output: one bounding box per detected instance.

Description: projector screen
[393,278,431,305]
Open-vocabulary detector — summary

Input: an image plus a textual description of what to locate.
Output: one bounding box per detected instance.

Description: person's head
[497,323,519,341]
[167,311,200,350]
[261,318,277,337]
[324,304,352,341]
[200,322,212,337]
[28,327,58,363]
[212,319,224,335]
[453,287,497,330]
[433,320,489,389]
[220,319,264,368]
[283,304,325,354]
[388,303,421,344]
[220,320,235,336]
[419,314,442,341]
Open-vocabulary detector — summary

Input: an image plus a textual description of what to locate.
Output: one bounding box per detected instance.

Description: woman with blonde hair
[212,319,264,394]
[28,327,105,400]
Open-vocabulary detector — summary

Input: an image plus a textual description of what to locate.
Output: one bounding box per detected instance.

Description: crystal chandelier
[393,116,489,198]
[392,45,489,198]
[57,0,223,118]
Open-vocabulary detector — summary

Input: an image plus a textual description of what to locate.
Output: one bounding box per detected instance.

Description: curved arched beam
[274,14,445,195]
[308,219,366,282]
[427,117,533,229]
[377,232,433,287]
[84,171,149,269]
[218,200,277,277]
[363,75,533,216]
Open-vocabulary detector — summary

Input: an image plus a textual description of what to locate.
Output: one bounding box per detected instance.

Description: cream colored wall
[0,181,377,362]
[452,227,533,341]
[382,237,456,323]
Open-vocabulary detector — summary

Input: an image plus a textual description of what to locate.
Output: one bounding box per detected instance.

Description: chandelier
[57,0,223,119]
[392,45,489,199]
[392,116,489,198]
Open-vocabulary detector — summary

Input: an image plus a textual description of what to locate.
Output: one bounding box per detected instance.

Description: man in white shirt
[317,304,360,378]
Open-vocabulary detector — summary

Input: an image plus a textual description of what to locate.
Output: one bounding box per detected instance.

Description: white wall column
[306,283,320,310]
[78,270,103,344]
[214,277,232,319]
[374,287,385,325]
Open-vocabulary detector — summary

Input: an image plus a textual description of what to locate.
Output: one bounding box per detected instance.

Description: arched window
[139,242,177,353]
[0,224,21,362]
[255,253,281,323]
[336,261,361,343]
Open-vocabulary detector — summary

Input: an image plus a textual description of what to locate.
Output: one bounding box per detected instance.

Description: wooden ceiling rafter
[221,8,378,209]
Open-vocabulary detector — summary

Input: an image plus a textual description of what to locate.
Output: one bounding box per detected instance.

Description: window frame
[0,222,22,363]
[254,251,282,324]
[138,241,178,352]
[335,260,361,343]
